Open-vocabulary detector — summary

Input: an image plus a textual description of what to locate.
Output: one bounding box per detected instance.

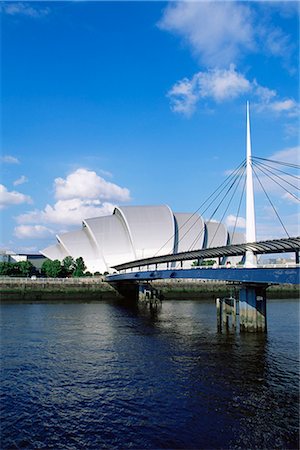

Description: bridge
[106,103,300,333]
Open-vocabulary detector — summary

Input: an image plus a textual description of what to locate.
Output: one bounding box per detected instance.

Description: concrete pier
[216,297,239,332]
[138,282,162,306]
[239,284,267,332]
[216,284,267,332]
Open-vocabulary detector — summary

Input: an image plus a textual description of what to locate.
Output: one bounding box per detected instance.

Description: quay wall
[0,277,298,301]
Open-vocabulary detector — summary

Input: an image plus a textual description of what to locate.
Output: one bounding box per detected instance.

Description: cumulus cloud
[225,214,246,229]
[0,184,32,209]
[17,199,116,226]
[14,225,54,239]
[167,65,298,116]
[54,168,130,202]
[15,167,131,231]
[1,155,20,164]
[158,2,254,67]
[1,2,50,18]
[158,1,294,68]
[13,175,28,186]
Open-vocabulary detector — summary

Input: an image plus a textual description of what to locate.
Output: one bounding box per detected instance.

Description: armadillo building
[41,205,244,273]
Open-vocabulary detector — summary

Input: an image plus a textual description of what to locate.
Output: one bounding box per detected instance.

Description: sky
[1,0,299,254]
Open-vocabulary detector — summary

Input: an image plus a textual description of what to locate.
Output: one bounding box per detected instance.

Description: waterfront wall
[0,277,298,301]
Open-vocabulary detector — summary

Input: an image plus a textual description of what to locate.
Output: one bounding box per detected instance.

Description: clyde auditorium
[41,205,245,273]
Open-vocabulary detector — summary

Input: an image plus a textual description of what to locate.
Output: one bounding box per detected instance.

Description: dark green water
[1,298,299,449]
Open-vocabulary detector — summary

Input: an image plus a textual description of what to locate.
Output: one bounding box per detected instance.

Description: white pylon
[245,101,257,267]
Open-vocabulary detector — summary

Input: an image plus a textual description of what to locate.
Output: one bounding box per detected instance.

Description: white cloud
[17,198,116,227]
[1,155,20,164]
[158,2,294,68]
[158,2,254,67]
[13,175,28,186]
[256,211,300,240]
[269,146,300,165]
[167,65,298,117]
[54,168,130,202]
[282,192,300,205]
[14,225,54,239]
[1,2,50,18]
[225,214,246,229]
[168,65,251,115]
[0,184,32,209]
[15,168,131,237]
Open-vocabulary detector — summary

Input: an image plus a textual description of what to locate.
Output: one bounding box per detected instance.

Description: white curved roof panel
[229,231,246,245]
[115,205,175,259]
[40,243,68,261]
[174,212,205,253]
[84,214,135,269]
[204,221,228,248]
[57,228,105,273]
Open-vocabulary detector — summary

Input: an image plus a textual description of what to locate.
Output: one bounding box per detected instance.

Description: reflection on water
[1,298,299,449]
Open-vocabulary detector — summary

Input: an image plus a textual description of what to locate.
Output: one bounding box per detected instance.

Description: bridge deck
[112,237,300,271]
[107,266,300,285]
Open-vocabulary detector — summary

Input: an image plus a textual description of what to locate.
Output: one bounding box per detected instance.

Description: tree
[16,261,34,277]
[62,256,75,277]
[72,257,86,277]
[0,262,15,276]
[41,259,62,278]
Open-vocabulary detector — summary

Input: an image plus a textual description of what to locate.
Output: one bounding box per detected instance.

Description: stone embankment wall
[0,277,120,301]
[0,277,298,301]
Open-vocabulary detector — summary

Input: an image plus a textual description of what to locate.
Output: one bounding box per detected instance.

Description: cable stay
[152,159,246,257]
[252,161,300,203]
[252,156,300,170]
[152,153,297,264]
[188,164,246,251]
[252,166,290,238]
[252,157,300,181]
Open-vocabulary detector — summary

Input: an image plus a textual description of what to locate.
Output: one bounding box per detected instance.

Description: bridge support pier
[138,283,162,305]
[239,284,267,332]
[216,297,238,332]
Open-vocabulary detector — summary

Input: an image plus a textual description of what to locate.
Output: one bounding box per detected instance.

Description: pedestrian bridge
[106,236,300,333]
[106,236,299,286]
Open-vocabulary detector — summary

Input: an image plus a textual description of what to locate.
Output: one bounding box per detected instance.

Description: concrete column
[239,284,267,332]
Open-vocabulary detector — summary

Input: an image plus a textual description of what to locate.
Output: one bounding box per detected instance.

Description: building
[0,250,46,270]
[41,205,245,273]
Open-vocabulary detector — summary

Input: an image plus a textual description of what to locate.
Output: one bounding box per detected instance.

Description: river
[1,298,299,449]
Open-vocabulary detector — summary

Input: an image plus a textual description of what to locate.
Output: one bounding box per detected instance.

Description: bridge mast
[245,101,257,267]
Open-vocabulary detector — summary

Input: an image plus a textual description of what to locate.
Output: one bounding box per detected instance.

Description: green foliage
[41,259,62,278]
[72,257,86,277]
[62,256,75,277]
[191,259,216,267]
[93,271,102,276]
[16,261,34,277]
[0,260,34,277]
[0,262,15,276]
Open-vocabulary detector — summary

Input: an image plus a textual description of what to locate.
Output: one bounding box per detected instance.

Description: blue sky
[1,1,299,254]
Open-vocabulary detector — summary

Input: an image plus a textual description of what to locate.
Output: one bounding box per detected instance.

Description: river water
[1,298,299,450]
